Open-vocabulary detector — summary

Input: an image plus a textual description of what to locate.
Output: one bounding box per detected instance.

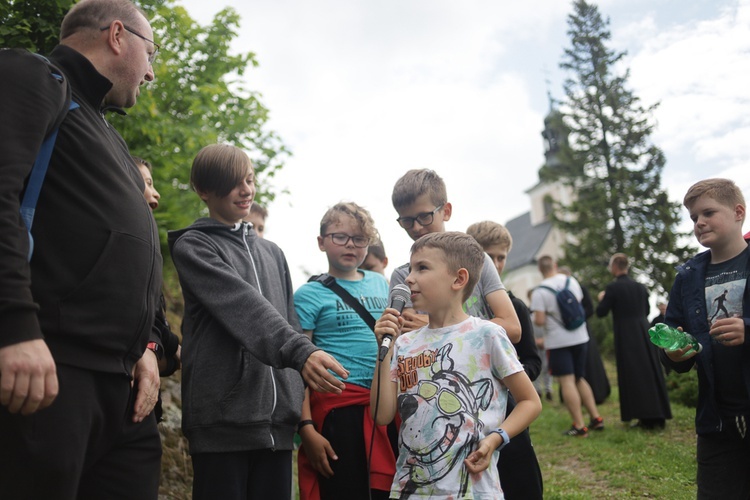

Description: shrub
[665,365,699,408]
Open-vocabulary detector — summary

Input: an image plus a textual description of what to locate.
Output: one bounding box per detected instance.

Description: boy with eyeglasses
[389,169,522,342]
[294,202,396,500]
[372,231,542,498]
[168,144,348,500]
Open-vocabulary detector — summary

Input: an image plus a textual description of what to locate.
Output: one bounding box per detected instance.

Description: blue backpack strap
[537,284,558,295]
[21,55,78,261]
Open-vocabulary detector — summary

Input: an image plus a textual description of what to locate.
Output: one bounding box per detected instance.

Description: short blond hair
[466,221,512,251]
[684,178,745,219]
[410,232,483,302]
[391,169,447,211]
[250,202,268,218]
[537,255,554,274]
[366,239,387,260]
[320,202,379,243]
[609,253,629,272]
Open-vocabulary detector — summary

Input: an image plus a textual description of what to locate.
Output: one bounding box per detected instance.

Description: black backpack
[538,277,586,330]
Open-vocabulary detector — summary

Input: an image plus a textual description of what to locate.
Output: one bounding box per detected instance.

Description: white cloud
[176,0,750,285]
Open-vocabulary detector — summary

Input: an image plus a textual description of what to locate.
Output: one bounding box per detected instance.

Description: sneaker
[563,425,588,437]
[589,417,605,430]
[545,391,553,402]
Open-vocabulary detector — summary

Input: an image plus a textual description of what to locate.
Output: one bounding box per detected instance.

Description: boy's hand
[710,317,745,347]
[401,309,428,333]
[464,433,502,474]
[300,426,337,478]
[375,308,404,344]
[302,351,348,394]
[664,344,698,362]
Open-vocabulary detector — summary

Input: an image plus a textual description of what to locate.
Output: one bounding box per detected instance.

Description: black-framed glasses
[324,233,370,248]
[100,24,160,64]
[396,204,444,229]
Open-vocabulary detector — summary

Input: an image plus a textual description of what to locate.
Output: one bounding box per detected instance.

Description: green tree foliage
[543,0,690,295]
[2,0,288,249]
[0,0,74,54]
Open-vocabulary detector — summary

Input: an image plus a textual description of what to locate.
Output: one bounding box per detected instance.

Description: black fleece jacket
[0,46,162,375]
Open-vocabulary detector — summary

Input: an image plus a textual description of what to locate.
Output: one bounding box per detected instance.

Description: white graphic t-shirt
[389,316,523,499]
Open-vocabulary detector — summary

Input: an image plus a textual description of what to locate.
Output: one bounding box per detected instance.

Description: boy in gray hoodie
[168,144,348,500]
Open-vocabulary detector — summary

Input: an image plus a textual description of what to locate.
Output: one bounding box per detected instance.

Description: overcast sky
[178,0,750,288]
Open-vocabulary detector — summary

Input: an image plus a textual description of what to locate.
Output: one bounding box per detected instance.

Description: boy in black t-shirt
[662,178,750,498]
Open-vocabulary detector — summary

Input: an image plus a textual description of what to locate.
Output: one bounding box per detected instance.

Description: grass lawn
[532,365,697,499]
[159,361,699,499]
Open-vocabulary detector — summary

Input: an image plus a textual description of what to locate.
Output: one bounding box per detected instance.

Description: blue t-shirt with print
[294,270,389,388]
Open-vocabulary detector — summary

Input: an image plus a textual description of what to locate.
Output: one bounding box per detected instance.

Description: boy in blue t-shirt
[295,202,396,500]
[661,178,750,498]
[372,232,542,498]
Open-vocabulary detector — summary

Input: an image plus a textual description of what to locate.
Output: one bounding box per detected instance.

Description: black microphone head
[389,284,411,313]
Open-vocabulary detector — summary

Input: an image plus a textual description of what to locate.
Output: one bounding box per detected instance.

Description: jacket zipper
[241,224,278,449]
[96,105,156,376]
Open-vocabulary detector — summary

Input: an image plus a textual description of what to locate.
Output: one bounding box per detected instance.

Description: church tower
[502,98,573,301]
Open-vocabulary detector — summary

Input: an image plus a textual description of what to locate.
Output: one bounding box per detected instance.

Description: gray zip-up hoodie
[168,218,315,453]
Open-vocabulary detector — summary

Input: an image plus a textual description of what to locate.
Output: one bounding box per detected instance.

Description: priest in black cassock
[596,253,672,429]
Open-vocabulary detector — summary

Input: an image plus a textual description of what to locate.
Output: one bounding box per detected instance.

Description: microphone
[379,284,411,361]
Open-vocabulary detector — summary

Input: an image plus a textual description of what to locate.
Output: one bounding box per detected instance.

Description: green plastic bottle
[648,323,702,354]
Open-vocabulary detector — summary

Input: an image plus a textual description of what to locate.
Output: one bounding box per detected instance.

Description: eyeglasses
[324,233,370,248]
[100,24,160,64]
[396,204,444,229]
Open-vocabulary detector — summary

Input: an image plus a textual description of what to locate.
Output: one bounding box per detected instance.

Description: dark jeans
[0,364,161,500]
[192,448,292,500]
[697,417,750,499]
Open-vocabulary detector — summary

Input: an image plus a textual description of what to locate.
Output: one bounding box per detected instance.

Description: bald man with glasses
[0,1,164,498]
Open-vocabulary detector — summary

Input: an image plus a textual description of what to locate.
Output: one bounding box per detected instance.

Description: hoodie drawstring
[736,415,747,439]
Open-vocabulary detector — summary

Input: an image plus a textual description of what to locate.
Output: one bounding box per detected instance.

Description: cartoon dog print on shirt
[397,343,492,498]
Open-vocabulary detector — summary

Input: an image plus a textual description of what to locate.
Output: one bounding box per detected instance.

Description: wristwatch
[146,341,163,361]
[489,428,510,451]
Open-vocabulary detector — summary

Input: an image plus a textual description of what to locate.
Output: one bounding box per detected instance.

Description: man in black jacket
[0,1,164,498]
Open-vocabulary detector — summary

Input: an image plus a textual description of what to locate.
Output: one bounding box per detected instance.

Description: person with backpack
[0,1,164,497]
[596,253,672,430]
[530,255,603,437]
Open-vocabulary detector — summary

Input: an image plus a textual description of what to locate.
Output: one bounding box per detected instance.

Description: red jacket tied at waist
[298,383,397,499]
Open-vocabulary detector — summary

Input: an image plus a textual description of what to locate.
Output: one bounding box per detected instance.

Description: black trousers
[697,418,750,500]
[497,398,544,499]
[319,405,395,500]
[191,448,293,500]
[0,364,161,500]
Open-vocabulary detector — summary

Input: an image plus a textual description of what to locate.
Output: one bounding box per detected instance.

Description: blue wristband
[489,428,510,451]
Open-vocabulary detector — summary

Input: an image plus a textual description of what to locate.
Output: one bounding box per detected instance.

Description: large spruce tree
[542,0,690,295]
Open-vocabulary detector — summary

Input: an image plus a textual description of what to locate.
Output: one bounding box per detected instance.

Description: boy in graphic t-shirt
[661,178,750,498]
[372,232,541,499]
